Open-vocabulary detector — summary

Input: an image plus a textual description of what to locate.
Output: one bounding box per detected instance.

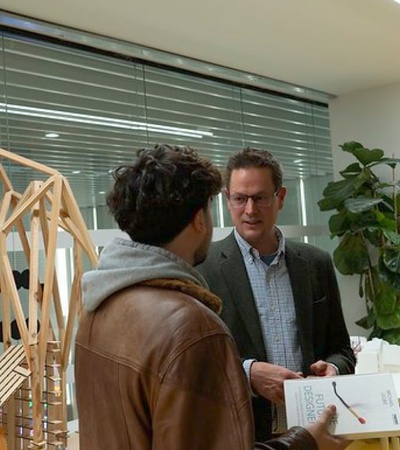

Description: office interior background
[1,0,400,426]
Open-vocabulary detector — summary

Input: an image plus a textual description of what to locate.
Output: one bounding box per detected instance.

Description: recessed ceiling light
[393,0,400,4]
[45,132,59,138]
[72,170,81,174]
[99,191,106,194]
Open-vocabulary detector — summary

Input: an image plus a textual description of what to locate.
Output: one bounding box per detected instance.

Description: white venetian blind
[0,31,332,224]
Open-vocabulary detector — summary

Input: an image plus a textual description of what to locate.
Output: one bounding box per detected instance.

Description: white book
[284,373,400,439]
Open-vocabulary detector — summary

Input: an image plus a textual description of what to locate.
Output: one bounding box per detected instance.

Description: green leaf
[321,179,355,207]
[382,247,400,273]
[320,176,367,210]
[380,328,400,345]
[355,316,371,330]
[378,259,400,290]
[369,328,383,340]
[376,216,397,232]
[339,162,362,178]
[376,307,400,330]
[340,141,364,153]
[344,197,383,213]
[353,148,384,166]
[328,213,350,236]
[383,230,400,245]
[355,307,376,330]
[340,142,384,166]
[378,182,398,189]
[347,210,380,233]
[333,233,369,275]
[318,197,340,212]
[371,157,400,169]
[375,284,397,315]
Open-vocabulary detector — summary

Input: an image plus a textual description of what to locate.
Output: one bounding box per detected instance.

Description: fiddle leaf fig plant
[318,141,400,343]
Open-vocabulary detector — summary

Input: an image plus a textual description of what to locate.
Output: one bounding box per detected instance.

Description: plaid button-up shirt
[235,228,303,432]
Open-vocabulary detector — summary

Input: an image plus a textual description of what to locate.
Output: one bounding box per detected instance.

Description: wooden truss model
[0,148,98,449]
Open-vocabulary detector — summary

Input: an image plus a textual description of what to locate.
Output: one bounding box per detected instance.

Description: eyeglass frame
[226,189,281,209]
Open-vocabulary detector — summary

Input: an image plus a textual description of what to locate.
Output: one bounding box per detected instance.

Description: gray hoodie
[82,237,209,311]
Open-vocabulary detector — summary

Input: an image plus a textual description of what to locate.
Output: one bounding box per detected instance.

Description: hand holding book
[306,404,350,450]
[284,373,400,439]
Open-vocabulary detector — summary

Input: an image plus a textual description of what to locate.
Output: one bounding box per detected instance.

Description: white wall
[329,82,400,336]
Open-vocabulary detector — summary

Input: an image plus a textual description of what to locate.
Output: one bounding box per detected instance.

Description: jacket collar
[139,278,222,314]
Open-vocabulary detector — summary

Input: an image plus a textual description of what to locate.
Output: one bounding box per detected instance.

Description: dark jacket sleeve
[322,255,356,375]
[255,427,317,450]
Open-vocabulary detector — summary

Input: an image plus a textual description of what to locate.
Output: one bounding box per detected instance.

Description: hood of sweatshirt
[82,237,209,312]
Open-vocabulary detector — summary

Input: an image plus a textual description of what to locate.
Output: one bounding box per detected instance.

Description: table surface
[349,442,379,450]
[348,439,397,450]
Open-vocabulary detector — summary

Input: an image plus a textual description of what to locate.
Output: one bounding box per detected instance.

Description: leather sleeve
[255,427,317,450]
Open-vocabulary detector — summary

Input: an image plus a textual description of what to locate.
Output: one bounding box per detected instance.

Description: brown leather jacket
[75,278,317,450]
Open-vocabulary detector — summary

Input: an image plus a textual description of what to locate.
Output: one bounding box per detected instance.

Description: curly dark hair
[224,147,283,191]
[107,144,222,246]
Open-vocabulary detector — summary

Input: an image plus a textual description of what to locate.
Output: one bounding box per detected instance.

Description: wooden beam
[2,176,55,234]
[0,147,58,176]
[0,190,13,224]
[62,179,98,266]
[1,268,12,350]
[0,162,13,192]
[28,182,41,346]
[61,243,81,370]
[39,199,64,361]
[38,176,62,371]
[0,232,30,358]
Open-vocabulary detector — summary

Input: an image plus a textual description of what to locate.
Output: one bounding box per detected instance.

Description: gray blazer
[197,231,355,441]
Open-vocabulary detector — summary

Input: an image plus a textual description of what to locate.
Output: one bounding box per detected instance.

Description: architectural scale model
[0,148,98,449]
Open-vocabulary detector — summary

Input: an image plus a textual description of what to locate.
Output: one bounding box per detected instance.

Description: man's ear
[224,188,232,211]
[277,186,287,210]
[192,208,206,233]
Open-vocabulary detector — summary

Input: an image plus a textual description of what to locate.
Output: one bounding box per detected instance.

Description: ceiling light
[1,103,213,139]
[72,170,81,174]
[45,132,59,138]
[99,191,106,194]
[392,0,400,4]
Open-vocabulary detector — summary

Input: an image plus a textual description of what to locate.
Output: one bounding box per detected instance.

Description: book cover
[284,373,400,439]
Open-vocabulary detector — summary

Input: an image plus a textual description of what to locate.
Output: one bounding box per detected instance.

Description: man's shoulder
[105,283,228,336]
[200,232,241,270]
[210,234,232,250]
[149,286,233,342]
[203,233,236,259]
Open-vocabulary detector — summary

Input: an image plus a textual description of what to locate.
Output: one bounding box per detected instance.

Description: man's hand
[250,361,303,404]
[306,405,349,450]
[310,360,338,377]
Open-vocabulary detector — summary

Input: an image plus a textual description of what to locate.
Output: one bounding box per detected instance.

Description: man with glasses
[75,144,349,450]
[197,147,355,442]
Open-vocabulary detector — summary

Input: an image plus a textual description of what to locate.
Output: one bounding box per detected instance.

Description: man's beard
[193,234,211,266]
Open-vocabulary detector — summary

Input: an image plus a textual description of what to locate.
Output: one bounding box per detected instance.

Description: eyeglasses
[227,191,279,208]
